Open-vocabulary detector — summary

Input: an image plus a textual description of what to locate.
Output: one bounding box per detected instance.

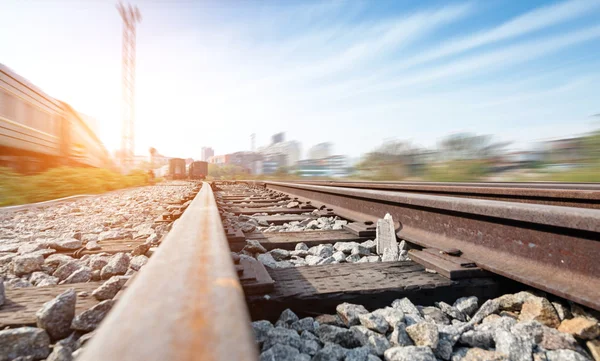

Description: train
[188,161,208,180]
[159,159,208,180]
[0,63,111,173]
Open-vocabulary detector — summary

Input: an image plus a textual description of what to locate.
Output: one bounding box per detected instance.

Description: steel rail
[262,181,600,311]
[265,180,600,208]
[79,182,258,361]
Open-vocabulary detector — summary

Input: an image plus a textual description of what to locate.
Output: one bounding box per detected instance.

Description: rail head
[79,182,258,361]
[262,181,600,310]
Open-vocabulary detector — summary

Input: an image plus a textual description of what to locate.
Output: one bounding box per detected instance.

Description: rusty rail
[258,180,600,208]
[80,182,258,361]
[262,181,600,311]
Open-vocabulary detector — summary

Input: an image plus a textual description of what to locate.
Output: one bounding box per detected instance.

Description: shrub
[0,167,151,206]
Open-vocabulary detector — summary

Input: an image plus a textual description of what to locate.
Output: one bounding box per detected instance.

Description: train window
[0,90,18,120]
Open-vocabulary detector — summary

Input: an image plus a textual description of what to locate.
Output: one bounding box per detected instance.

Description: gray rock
[406,322,439,348]
[452,297,478,318]
[332,251,346,262]
[290,250,309,258]
[85,241,101,251]
[301,330,320,341]
[50,239,82,251]
[46,342,73,361]
[305,255,323,266]
[244,240,267,254]
[17,243,45,256]
[376,213,397,255]
[350,325,391,355]
[551,302,571,321]
[295,243,309,251]
[5,277,33,289]
[291,317,316,333]
[13,254,45,276]
[299,338,321,355]
[286,201,300,208]
[317,256,335,265]
[129,255,149,271]
[337,302,369,326]
[100,253,130,279]
[53,261,82,282]
[382,244,399,262]
[316,324,361,348]
[131,242,151,256]
[315,314,345,327]
[262,327,302,351]
[97,230,124,241]
[270,249,290,261]
[497,291,537,312]
[276,309,299,328]
[361,240,377,252]
[0,327,50,361]
[392,298,423,319]
[545,350,591,361]
[494,328,534,361]
[92,275,128,300]
[35,288,76,341]
[309,244,334,258]
[257,253,278,268]
[312,343,348,361]
[71,299,114,332]
[334,242,360,254]
[252,320,274,343]
[29,272,58,287]
[384,346,437,361]
[373,307,404,327]
[389,323,414,347]
[422,306,450,325]
[438,302,467,322]
[351,245,371,257]
[459,330,494,349]
[469,299,500,325]
[61,267,92,284]
[260,343,300,361]
[345,346,371,361]
[359,312,389,334]
[0,278,4,306]
[346,254,362,263]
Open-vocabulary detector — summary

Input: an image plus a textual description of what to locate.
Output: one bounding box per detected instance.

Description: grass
[0,167,153,206]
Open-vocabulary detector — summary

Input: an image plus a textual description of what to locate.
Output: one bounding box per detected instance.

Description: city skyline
[1,0,599,159]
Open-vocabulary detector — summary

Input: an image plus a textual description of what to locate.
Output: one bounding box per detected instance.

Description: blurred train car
[188,161,208,180]
[168,158,186,180]
[0,63,110,173]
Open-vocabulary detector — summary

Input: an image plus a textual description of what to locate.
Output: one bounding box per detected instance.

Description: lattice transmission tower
[117,2,141,170]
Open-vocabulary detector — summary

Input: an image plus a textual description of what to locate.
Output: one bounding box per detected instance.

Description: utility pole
[251,133,256,152]
[117,2,141,171]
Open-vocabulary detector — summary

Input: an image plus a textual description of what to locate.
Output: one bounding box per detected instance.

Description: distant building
[209,154,230,164]
[308,142,332,160]
[201,147,214,162]
[258,133,301,167]
[229,151,263,174]
[262,153,287,174]
[272,132,285,145]
[296,155,349,177]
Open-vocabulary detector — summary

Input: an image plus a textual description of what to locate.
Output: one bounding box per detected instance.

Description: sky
[1,0,599,160]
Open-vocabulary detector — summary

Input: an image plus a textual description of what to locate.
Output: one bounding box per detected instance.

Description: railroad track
[1,181,599,360]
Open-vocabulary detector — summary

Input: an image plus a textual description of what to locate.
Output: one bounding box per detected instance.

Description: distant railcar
[0,63,110,172]
[168,158,186,179]
[188,161,208,180]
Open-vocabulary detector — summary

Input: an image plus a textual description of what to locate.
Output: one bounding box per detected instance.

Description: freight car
[168,158,186,180]
[0,63,110,173]
[188,161,208,180]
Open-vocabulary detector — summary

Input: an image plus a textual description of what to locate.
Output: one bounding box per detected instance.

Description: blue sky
[1,0,599,160]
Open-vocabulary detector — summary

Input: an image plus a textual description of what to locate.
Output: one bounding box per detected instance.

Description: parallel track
[78,180,600,360]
